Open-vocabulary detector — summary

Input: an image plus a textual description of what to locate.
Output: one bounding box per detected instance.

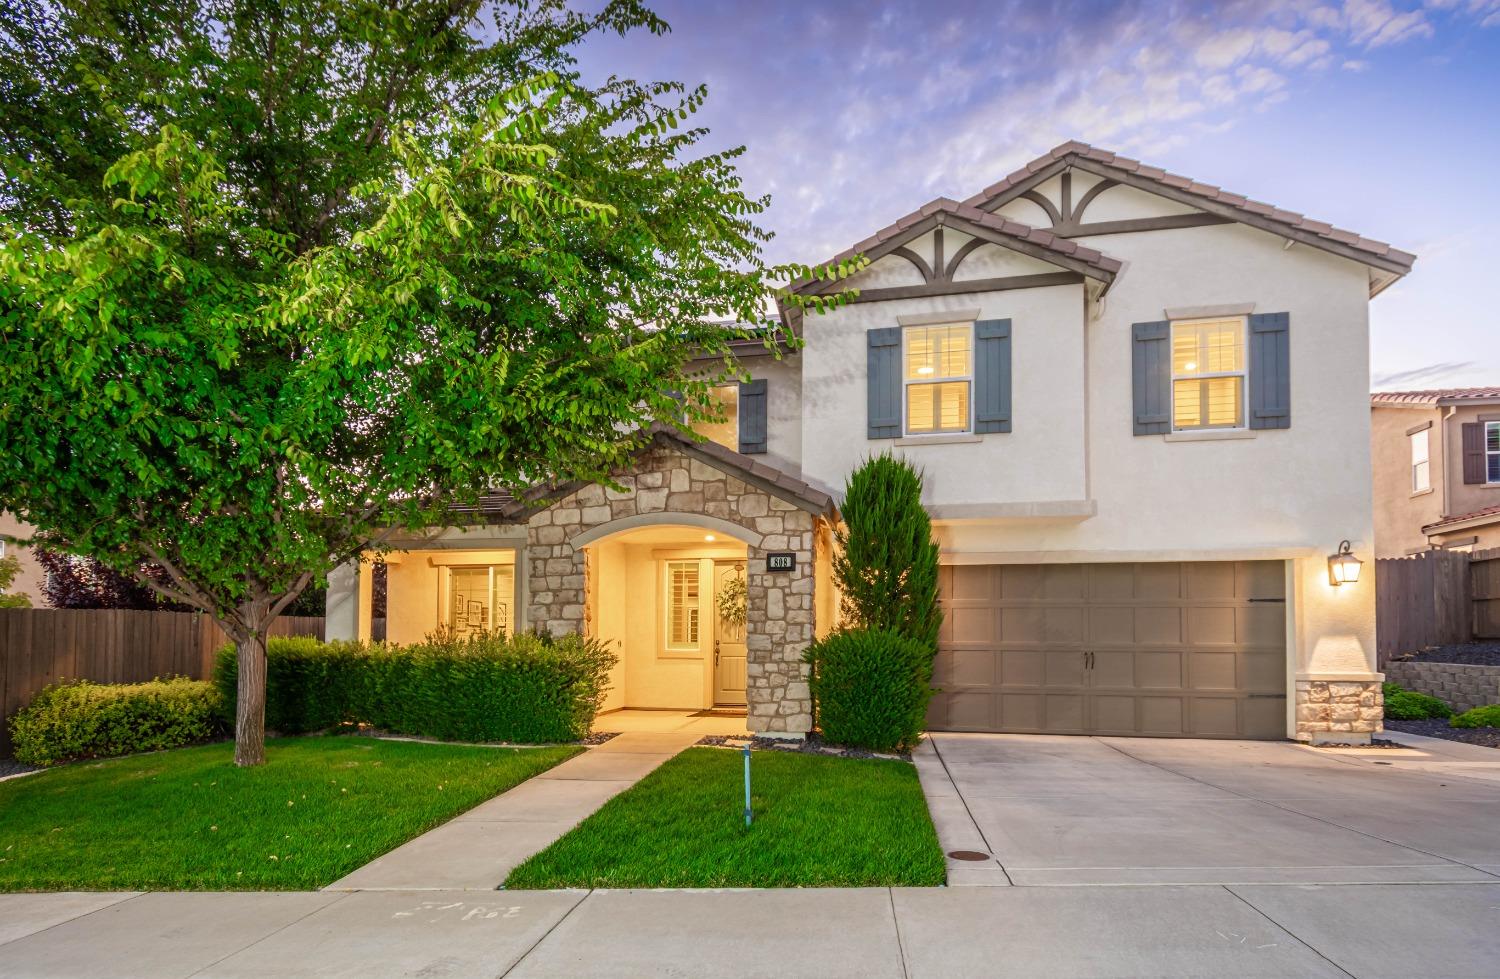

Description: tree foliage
[832,454,942,650]
[0,554,32,608]
[0,0,859,764]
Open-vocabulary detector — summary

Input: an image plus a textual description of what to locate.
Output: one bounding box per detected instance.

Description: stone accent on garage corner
[1294,679,1384,744]
[522,437,822,736]
[1383,660,1500,714]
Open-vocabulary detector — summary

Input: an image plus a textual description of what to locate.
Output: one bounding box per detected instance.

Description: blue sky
[570,0,1500,390]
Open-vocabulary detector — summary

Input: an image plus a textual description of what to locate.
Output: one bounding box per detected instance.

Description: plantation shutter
[973,319,1013,434]
[1462,423,1485,484]
[1131,321,1170,435]
[1248,312,1291,430]
[867,327,902,439]
[738,378,768,454]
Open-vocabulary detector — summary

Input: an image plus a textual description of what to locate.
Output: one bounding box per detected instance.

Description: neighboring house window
[1489,421,1500,483]
[445,564,514,639]
[1410,429,1430,493]
[904,323,971,435]
[665,560,700,649]
[695,385,739,451]
[1171,317,1245,430]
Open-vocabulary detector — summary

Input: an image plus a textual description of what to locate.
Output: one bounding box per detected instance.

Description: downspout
[1440,404,1456,523]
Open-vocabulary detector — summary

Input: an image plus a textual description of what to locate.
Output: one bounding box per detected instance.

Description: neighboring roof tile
[1370,388,1500,406]
[961,141,1415,274]
[1424,504,1500,534]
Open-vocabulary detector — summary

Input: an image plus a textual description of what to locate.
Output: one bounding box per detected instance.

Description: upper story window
[1410,428,1431,492]
[904,323,971,435]
[1488,421,1500,483]
[696,385,739,451]
[1171,317,1245,431]
[665,560,700,650]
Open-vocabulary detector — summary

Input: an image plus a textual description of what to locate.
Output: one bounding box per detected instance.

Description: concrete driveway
[918,732,1500,887]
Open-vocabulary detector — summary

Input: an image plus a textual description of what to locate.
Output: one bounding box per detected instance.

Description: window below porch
[444,563,515,639]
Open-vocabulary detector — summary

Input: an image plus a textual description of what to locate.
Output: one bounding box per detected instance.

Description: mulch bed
[1394,640,1500,667]
[580,731,619,746]
[0,757,40,779]
[1313,738,1404,749]
[696,733,908,761]
[1384,718,1500,749]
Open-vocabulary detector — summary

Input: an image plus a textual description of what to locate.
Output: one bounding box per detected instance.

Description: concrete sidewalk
[2,882,1498,977]
[327,731,701,891]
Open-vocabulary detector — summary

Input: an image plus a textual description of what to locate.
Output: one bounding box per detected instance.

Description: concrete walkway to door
[917,731,1500,887]
[328,730,703,891]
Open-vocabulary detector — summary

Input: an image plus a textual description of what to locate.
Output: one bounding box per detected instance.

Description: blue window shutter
[867,327,902,439]
[738,378,768,454]
[1248,312,1291,430]
[974,319,1012,434]
[1132,321,1171,435]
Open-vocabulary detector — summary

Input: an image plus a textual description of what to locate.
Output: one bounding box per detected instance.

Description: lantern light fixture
[1327,540,1363,586]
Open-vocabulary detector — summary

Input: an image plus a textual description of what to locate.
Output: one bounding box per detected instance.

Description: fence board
[1375,550,1472,668]
[0,609,323,756]
[1475,547,1500,639]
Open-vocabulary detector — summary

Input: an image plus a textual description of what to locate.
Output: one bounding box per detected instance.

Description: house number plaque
[766,552,796,573]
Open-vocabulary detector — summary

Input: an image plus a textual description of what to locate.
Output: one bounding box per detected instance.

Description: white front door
[712,561,748,706]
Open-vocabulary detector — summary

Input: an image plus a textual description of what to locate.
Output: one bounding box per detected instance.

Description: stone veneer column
[1294,679,1383,744]
[522,444,816,735]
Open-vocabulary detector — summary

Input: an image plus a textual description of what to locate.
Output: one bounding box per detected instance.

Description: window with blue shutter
[867,327,902,439]
[1248,312,1291,430]
[974,319,1012,434]
[738,378,768,454]
[1131,321,1171,435]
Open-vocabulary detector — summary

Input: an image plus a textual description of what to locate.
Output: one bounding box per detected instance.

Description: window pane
[1204,376,1242,427]
[1173,379,1202,428]
[694,385,739,451]
[907,383,936,432]
[668,561,699,647]
[906,324,970,380]
[1488,423,1500,453]
[907,381,969,433]
[450,567,492,638]
[1490,454,1500,484]
[1413,460,1430,493]
[937,381,969,431]
[1172,319,1243,376]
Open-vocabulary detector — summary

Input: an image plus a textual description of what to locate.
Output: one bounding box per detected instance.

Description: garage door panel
[931,560,1287,739]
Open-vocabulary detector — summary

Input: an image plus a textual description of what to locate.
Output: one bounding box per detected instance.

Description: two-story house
[1371,388,1500,556]
[325,141,1414,745]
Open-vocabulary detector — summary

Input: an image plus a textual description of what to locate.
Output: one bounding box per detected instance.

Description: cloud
[1342,58,1373,69]
[1372,361,1480,387]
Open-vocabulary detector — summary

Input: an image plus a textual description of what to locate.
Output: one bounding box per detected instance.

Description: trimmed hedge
[9,677,224,766]
[1382,681,1453,721]
[804,627,934,753]
[1450,704,1500,729]
[213,632,616,743]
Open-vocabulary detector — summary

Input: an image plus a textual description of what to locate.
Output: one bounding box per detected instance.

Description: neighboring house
[0,511,47,606]
[1371,388,1500,556]
[326,140,1414,744]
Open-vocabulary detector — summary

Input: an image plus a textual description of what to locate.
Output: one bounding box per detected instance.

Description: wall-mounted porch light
[1327,540,1363,586]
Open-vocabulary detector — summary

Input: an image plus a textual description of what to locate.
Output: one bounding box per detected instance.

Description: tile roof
[789,196,1122,294]
[965,140,1415,274]
[1424,504,1500,534]
[1370,388,1500,406]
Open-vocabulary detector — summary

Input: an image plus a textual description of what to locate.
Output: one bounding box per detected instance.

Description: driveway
[919,732,1500,886]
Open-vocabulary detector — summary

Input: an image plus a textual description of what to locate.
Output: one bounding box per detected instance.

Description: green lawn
[504,747,945,888]
[0,736,579,891]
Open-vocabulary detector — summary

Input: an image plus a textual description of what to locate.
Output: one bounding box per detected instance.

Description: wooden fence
[1376,547,1500,668]
[0,609,322,755]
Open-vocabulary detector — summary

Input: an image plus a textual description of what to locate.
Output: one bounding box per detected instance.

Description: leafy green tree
[0,554,32,608]
[0,1,855,765]
[833,454,942,649]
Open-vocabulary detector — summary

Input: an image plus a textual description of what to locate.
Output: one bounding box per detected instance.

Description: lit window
[695,385,739,451]
[445,564,514,638]
[1488,422,1500,484]
[1410,429,1430,492]
[904,324,971,435]
[665,560,700,649]
[1171,317,1245,430]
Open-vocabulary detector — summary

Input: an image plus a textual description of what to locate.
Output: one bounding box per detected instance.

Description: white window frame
[1169,315,1249,432]
[1487,421,1500,485]
[1410,428,1431,493]
[663,559,701,652]
[901,323,974,436]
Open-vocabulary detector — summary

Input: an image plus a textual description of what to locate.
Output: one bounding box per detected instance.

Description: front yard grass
[504,747,944,888]
[0,736,579,891]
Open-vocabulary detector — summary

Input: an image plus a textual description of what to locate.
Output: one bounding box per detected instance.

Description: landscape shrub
[1381,682,1453,721]
[805,627,933,753]
[1449,704,1500,729]
[10,677,224,766]
[214,630,616,743]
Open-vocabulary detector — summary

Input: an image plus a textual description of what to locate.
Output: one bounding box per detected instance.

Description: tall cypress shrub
[833,454,942,649]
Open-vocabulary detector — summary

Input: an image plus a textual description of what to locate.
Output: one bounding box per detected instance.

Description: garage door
[928,561,1287,739]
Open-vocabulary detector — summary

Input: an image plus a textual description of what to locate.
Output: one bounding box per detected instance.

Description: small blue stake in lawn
[743,743,753,827]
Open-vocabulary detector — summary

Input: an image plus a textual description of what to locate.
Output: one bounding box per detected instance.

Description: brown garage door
[928,561,1287,739]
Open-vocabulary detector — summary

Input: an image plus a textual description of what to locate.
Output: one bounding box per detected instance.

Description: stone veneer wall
[1383,660,1500,714]
[1294,680,1383,743]
[525,443,817,734]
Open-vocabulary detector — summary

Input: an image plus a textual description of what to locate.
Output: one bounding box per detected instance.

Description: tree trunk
[233,604,272,767]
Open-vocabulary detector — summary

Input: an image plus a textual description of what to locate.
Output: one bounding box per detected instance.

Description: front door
[712,561,749,706]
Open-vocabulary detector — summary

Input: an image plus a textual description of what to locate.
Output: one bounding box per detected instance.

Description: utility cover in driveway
[928,561,1287,738]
